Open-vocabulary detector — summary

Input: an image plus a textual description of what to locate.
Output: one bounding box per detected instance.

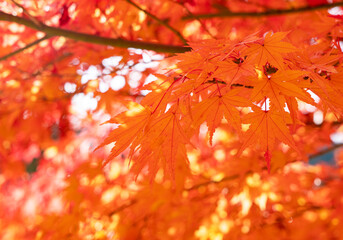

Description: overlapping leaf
[250,70,315,116]
[97,102,151,163]
[192,89,249,144]
[131,106,193,178]
[237,106,300,158]
[243,32,297,70]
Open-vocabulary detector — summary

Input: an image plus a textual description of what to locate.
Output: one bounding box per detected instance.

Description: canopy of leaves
[1,0,343,239]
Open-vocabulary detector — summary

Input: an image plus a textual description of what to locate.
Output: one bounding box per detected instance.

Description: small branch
[176,1,216,39]
[185,174,241,191]
[309,143,343,160]
[126,0,188,45]
[0,35,50,62]
[183,2,343,19]
[0,11,191,53]
[109,199,137,216]
[31,52,73,77]
[10,0,42,26]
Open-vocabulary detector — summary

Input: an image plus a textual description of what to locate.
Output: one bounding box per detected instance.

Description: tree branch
[175,1,217,39]
[125,0,188,45]
[185,174,241,191]
[1,3,342,53]
[0,35,50,62]
[309,143,343,160]
[0,11,191,54]
[182,2,343,19]
[109,199,137,216]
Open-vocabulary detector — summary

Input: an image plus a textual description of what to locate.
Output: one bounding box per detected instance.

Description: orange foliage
[1,0,343,239]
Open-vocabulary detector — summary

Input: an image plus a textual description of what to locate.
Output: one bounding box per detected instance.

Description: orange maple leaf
[131,106,193,179]
[243,32,297,70]
[97,102,151,164]
[250,69,315,116]
[237,106,300,166]
[192,89,249,144]
[213,55,256,85]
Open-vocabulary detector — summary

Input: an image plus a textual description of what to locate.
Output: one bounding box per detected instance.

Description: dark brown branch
[125,0,188,45]
[0,11,191,54]
[1,3,342,53]
[183,2,343,19]
[0,35,50,62]
[309,143,343,160]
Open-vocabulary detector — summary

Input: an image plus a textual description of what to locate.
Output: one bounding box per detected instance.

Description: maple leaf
[285,96,300,131]
[243,32,297,70]
[213,55,256,85]
[291,50,341,96]
[250,69,315,116]
[97,102,151,164]
[330,69,343,92]
[293,51,340,73]
[306,73,343,116]
[237,106,300,161]
[140,75,176,114]
[192,89,250,144]
[131,106,193,179]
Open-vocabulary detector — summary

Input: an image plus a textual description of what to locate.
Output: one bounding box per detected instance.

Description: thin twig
[175,1,216,39]
[109,199,137,216]
[185,174,241,191]
[30,52,73,77]
[0,35,51,62]
[126,0,188,45]
[0,11,191,53]
[10,0,42,26]
[309,143,343,160]
[182,2,343,19]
